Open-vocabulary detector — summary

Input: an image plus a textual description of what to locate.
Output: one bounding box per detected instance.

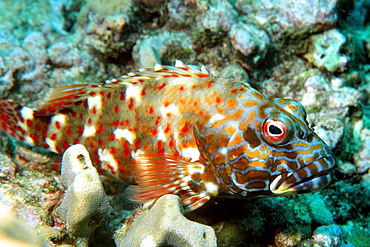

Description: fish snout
[269,152,335,195]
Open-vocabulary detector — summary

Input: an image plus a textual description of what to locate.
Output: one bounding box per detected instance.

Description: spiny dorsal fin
[104,61,211,87]
[35,83,102,116]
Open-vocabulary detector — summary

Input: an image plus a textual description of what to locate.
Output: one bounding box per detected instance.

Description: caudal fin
[0,99,39,145]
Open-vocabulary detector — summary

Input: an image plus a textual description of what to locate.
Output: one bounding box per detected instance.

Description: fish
[0,61,335,212]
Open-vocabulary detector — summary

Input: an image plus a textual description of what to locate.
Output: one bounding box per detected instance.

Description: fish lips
[270,153,335,195]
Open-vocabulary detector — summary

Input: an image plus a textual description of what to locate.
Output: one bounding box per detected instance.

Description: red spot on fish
[179,86,184,91]
[134,140,140,149]
[87,118,92,125]
[141,88,146,96]
[30,134,39,142]
[120,92,125,101]
[26,119,33,127]
[230,89,238,94]
[216,97,222,104]
[181,122,189,135]
[74,139,80,144]
[71,111,77,118]
[92,107,97,114]
[158,82,166,90]
[169,139,175,148]
[97,124,104,134]
[79,113,84,119]
[157,140,164,153]
[114,106,119,113]
[66,129,72,136]
[107,163,117,175]
[50,133,57,140]
[89,92,96,96]
[98,139,104,146]
[78,126,84,137]
[163,74,179,78]
[99,92,105,96]
[123,142,130,157]
[196,73,209,78]
[109,134,115,141]
[155,116,162,125]
[55,121,61,129]
[63,140,69,149]
[138,79,144,83]
[55,146,62,154]
[164,124,171,134]
[110,147,117,155]
[167,113,172,117]
[107,92,112,99]
[128,98,134,110]
[148,107,154,115]
[151,129,158,136]
[83,101,88,109]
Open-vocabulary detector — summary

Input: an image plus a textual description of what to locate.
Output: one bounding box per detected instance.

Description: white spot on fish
[98,148,118,174]
[83,125,96,137]
[156,126,167,142]
[88,94,103,111]
[205,182,219,195]
[114,128,136,144]
[45,137,57,152]
[160,103,179,118]
[125,84,142,105]
[181,147,200,162]
[206,114,225,128]
[20,107,34,120]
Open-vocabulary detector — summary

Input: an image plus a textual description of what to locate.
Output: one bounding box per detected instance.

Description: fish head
[223,97,335,197]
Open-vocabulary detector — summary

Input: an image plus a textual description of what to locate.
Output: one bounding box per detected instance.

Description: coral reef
[57,144,110,246]
[0,0,369,246]
[114,194,217,246]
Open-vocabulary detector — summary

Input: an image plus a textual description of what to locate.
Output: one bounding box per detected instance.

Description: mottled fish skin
[0,61,335,211]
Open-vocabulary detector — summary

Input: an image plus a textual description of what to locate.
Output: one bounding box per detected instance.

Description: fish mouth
[270,153,335,195]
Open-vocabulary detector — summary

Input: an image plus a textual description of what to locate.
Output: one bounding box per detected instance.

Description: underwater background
[0,0,369,246]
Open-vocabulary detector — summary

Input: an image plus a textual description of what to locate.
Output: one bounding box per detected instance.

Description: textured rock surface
[57,144,110,246]
[115,194,217,247]
[0,203,43,247]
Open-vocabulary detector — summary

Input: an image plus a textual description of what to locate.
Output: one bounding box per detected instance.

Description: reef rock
[57,144,110,247]
[115,194,217,247]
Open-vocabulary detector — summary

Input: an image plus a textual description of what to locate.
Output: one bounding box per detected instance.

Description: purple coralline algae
[0,0,369,246]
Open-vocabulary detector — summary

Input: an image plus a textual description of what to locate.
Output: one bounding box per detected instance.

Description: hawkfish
[0,61,335,212]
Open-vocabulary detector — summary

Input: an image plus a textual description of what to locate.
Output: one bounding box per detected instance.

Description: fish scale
[0,61,335,212]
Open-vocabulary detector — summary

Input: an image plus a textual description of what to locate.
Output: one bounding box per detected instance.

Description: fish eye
[262,118,292,145]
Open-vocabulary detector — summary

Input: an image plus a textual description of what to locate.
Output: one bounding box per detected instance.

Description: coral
[132,31,195,68]
[304,29,348,72]
[305,195,334,226]
[341,222,370,247]
[57,144,110,246]
[114,194,217,247]
[235,0,339,43]
[229,22,270,64]
[77,0,140,60]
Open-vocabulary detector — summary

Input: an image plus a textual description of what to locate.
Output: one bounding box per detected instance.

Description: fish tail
[0,99,46,146]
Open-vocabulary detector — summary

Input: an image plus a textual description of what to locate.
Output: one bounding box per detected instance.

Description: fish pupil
[269,125,282,135]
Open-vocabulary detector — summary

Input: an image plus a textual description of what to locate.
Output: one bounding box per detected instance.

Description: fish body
[0,61,335,211]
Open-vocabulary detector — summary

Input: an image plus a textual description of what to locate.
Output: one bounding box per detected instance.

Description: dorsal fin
[104,61,211,87]
[35,83,101,116]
